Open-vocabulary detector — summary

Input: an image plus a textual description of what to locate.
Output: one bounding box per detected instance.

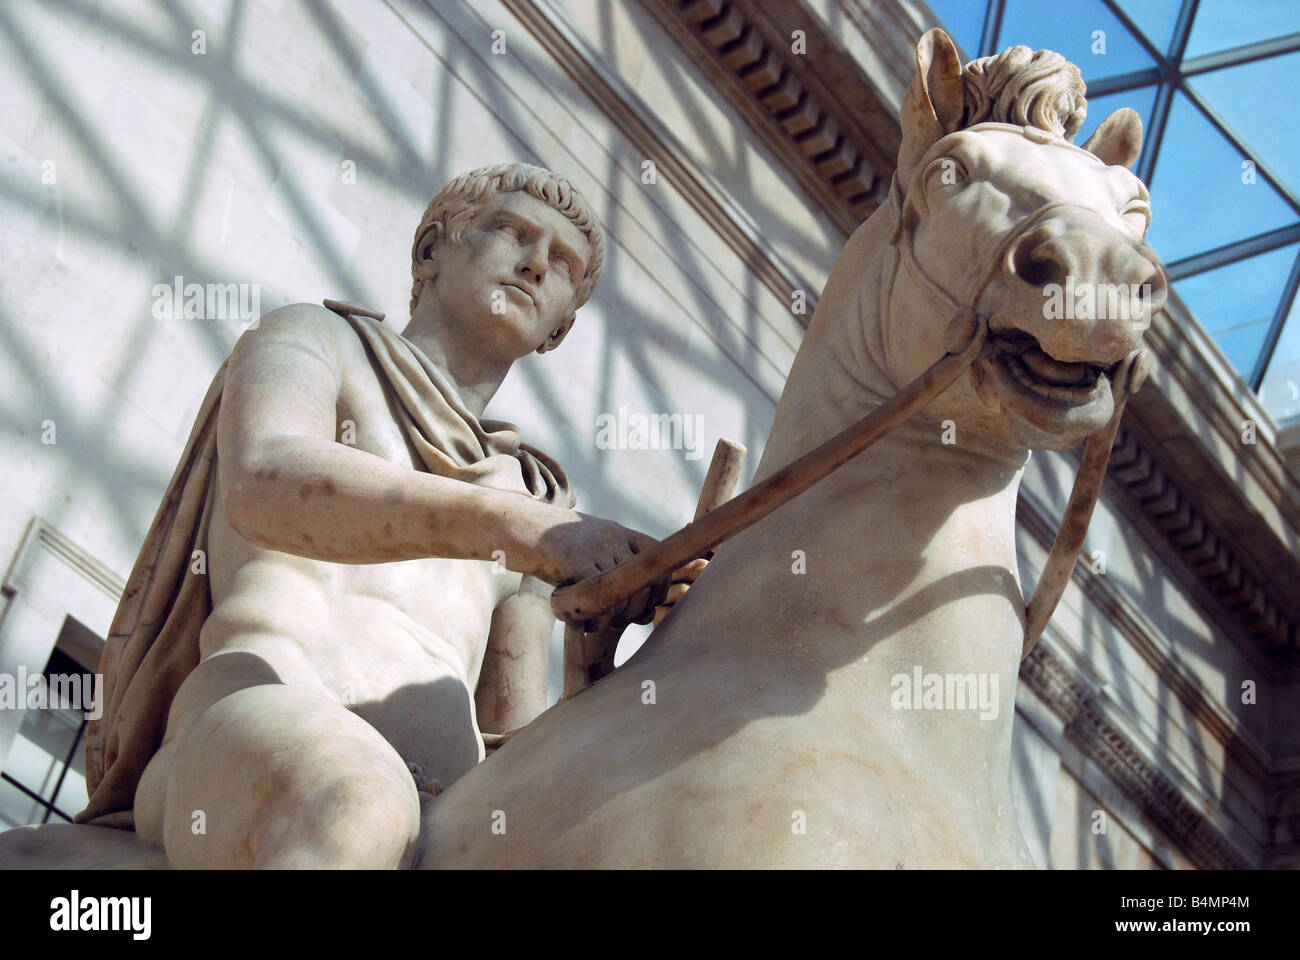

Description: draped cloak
[76,301,574,828]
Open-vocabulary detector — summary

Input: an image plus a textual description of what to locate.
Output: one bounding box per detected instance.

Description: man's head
[410,163,604,358]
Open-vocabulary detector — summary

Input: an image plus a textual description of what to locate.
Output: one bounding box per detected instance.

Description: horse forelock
[960,46,1087,141]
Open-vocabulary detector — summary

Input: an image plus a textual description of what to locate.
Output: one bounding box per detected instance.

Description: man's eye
[551,254,572,274]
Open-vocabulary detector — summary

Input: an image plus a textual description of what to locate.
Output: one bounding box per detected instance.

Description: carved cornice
[1019,488,1300,866]
[641,0,897,233]
[1020,641,1254,869]
[1017,486,1274,782]
[1013,489,1279,863]
[1130,295,1300,655]
[1107,425,1296,653]
[503,0,817,314]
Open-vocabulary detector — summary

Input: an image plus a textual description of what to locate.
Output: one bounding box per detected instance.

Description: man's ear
[411,220,443,281]
[1082,107,1143,168]
[897,28,965,182]
[536,314,575,354]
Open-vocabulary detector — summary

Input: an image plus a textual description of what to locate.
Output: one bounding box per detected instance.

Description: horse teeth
[1021,346,1088,385]
[1006,354,1099,402]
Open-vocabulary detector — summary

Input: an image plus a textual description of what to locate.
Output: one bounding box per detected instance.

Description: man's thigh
[153,681,420,867]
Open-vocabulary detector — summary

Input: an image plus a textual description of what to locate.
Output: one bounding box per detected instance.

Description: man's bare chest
[205,343,523,649]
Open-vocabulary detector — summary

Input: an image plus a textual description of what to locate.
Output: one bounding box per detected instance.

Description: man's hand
[511,506,670,629]
[652,557,709,626]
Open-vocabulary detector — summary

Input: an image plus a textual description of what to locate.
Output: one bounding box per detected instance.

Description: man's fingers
[561,526,682,630]
[591,594,632,632]
[673,558,709,584]
[663,581,691,605]
[649,574,671,611]
[629,531,659,553]
[646,557,710,628]
[625,585,654,625]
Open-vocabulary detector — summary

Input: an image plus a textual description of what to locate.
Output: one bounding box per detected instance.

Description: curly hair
[409,162,604,319]
[961,45,1087,141]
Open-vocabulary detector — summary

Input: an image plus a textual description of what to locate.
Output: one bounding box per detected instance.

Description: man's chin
[467,308,544,357]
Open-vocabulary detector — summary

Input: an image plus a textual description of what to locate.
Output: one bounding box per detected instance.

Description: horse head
[884,29,1167,453]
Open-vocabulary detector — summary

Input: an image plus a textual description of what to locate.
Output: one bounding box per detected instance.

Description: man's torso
[197,312,526,780]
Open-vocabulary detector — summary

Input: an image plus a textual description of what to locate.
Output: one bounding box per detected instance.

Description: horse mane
[961,46,1087,141]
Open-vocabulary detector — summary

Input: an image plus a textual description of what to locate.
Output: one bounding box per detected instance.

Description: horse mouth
[988,330,1111,407]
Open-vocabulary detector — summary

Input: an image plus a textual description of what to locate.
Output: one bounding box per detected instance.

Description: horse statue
[0,29,1164,869]
[416,29,1165,869]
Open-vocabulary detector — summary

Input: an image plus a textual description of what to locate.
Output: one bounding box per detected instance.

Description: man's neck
[401,307,512,420]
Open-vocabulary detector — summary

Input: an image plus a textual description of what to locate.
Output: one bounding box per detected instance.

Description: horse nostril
[1140,264,1168,310]
[1009,227,1067,290]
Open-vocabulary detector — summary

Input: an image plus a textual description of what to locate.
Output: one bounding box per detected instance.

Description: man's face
[427,191,591,358]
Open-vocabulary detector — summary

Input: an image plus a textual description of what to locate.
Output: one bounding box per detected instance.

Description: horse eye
[927,157,967,190]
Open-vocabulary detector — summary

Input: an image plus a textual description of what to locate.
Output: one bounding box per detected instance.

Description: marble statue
[0,163,671,868]
[0,29,1165,869]
[416,30,1164,868]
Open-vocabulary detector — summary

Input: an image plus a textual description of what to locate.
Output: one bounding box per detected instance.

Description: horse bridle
[888,123,1153,660]
[550,123,1154,667]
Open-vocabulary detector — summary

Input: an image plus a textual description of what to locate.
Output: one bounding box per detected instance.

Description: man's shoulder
[234,302,374,375]
[248,301,354,345]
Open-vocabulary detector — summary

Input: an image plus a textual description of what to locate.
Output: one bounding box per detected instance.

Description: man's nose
[518,242,547,282]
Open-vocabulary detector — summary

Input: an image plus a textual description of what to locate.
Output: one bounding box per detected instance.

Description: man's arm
[217,304,653,586]
[474,575,554,735]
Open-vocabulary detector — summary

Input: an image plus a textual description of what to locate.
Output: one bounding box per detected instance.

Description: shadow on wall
[0,0,813,567]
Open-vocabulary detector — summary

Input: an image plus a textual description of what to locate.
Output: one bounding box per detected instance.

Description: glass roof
[924,0,1300,423]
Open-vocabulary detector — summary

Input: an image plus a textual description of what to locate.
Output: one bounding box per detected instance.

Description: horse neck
[686,203,1028,741]
[757,211,901,481]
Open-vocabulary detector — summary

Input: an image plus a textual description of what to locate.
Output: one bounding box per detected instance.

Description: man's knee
[156,684,419,868]
[249,773,420,868]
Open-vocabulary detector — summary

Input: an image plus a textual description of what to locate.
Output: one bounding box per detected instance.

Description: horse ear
[898,28,965,179]
[1082,107,1143,168]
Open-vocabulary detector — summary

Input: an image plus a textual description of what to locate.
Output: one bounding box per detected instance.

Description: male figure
[82,163,661,867]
